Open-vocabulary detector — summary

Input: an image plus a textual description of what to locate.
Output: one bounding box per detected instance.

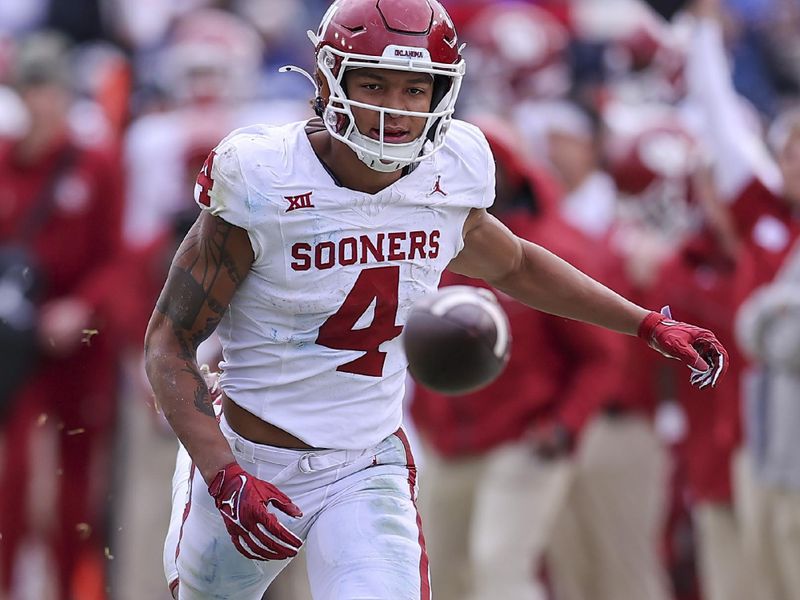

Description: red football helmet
[605,110,702,237]
[574,2,686,104]
[161,9,264,104]
[462,2,570,105]
[288,0,465,172]
[608,23,686,103]
[607,123,696,194]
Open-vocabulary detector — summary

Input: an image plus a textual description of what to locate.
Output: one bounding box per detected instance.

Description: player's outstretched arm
[449,209,649,333]
[449,209,728,386]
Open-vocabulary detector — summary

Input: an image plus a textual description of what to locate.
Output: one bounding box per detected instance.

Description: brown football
[403,286,512,395]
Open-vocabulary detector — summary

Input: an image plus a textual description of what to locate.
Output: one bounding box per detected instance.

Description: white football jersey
[195,119,495,449]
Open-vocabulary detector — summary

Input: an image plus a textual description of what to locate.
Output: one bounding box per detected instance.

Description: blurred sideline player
[123,8,311,250]
[0,32,125,599]
[510,97,674,600]
[541,113,684,600]
[512,100,618,242]
[145,1,728,598]
[605,83,758,600]
[686,0,800,598]
[684,0,800,284]
[650,165,757,600]
[736,175,800,600]
[410,116,629,600]
[457,3,571,115]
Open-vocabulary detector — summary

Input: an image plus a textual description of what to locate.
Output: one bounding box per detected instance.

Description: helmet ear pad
[313,67,351,133]
[426,74,451,143]
[431,74,451,109]
[312,69,328,117]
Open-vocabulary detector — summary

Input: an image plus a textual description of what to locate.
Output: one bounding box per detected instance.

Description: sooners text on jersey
[193,119,495,449]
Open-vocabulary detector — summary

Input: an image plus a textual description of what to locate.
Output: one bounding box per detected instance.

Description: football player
[685,0,800,597]
[145,0,728,598]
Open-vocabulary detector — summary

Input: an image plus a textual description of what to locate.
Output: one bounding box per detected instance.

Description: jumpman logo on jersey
[427,176,447,197]
[285,192,315,212]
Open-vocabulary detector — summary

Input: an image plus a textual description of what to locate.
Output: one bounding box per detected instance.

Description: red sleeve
[730,178,792,240]
[548,315,627,434]
[80,242,167,347]
[533,222,628,433]
[71,148,126,319]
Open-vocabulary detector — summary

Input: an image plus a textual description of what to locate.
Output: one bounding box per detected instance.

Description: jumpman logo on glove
[208,462,303,561]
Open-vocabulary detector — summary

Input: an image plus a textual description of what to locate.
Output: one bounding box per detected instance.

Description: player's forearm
[556,328,626,429]
[490,240,649,335]
[145,328,235,484]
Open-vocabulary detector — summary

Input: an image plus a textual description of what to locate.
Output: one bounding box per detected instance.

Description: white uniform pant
[546,414,671,600]
[166,417,430,600]
[693,501,755,600]
[735,449,800,600]
[418,440,572,600]
[419,414,670,600]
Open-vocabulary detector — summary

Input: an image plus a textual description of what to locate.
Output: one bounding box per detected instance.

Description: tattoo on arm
[182,365,215,417]
[156,215,249,353]
[158,267,211,330]
[151,214,252,419]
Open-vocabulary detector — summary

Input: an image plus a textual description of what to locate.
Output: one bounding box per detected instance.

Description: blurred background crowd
[2,0,800,599]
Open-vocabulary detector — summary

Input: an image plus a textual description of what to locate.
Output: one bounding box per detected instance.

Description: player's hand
[208,462,303,561]
[638,306,728,389]
[527,421,574,460]
[37,297,93,357]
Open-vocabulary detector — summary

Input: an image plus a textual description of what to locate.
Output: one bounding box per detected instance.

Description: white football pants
[165,417,430,600]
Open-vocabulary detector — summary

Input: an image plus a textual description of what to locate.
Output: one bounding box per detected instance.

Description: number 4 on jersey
[196,150,216,207]
[317,266,403,377]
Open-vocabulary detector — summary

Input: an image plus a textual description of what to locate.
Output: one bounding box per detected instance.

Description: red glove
[208,462,303,561]
[638,306,728,389]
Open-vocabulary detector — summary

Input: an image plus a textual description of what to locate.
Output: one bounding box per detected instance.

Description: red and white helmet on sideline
[604,104,704,237]
[574,0,686,104]
[606,121,698,196]
[296,0,465,173]
[462,2,570,104]
[161,9,264,104]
